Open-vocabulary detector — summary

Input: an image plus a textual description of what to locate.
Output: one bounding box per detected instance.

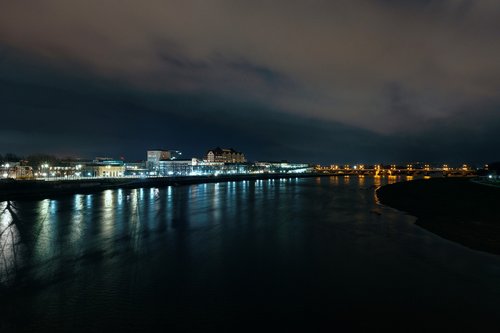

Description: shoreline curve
[376,177,500,255]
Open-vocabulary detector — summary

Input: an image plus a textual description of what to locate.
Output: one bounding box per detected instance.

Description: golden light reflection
[329,176,339,185]
[358,175,365,186]
[387,175,397,184]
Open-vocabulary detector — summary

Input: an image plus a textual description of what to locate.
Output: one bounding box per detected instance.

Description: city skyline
[0,148,494,167]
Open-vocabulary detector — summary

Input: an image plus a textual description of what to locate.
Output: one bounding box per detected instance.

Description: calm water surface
[1,176,500,331]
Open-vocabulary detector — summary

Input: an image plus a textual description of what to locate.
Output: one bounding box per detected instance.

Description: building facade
[124,161,148,177]
[84,164,125,177]
[206,148,246,163]
[84,158,125,177]
[158,159,194,176]
[147,150,183,173]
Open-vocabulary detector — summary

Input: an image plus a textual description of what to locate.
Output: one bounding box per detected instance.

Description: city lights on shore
[0,149,496,182]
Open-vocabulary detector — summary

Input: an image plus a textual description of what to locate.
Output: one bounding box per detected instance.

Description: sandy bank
[376,177,500,255]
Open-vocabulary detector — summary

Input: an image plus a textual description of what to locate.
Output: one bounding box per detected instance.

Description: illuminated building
[1,165,33,179]
[124,161,148,177]
[147,149,183,173]
[84,158,125,177]
[84,164,125,177]
[158,159,194,176]
[253,162,311,173]
[206,147,246,163]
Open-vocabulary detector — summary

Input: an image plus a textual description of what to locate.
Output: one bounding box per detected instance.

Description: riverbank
[0,173,323,201]
[376,177,500,255]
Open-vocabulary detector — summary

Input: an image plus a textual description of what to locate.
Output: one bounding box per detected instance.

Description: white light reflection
[32,199,53,265]
[101,190,115,239]
[86,194,92,208]
[128,189,143,253]
[0,202,21,284]
[117,189,123,207]
[70,195,84,246]
[49,200,58,214]
[73,194,83,211]
[104,190,113,208]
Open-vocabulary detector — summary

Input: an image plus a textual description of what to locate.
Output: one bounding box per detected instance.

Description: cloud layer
[0,0,499,162]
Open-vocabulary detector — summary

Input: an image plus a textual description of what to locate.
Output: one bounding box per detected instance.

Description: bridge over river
[314,164,476,177]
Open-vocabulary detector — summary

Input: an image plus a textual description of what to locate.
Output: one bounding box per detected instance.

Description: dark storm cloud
[0,0,499,162]
[1,49,498,164]
[0,49,378,162]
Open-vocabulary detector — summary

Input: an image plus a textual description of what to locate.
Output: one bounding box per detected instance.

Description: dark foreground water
[1,176,500,331]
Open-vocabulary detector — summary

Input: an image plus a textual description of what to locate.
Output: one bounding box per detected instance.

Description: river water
[1,176,500,331]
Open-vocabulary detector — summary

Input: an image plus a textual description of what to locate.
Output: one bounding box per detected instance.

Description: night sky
[1,0,499,164]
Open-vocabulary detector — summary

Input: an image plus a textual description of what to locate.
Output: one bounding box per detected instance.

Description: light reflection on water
[0,202,19,284]
[0,176,500,331]
[33,200,53,270]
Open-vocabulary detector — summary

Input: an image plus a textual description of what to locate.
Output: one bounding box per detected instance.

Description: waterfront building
[254,162,311,174]
[156,158,310,177]
[15,166,34,179]
[84,164,125,177]
[1,162,35,179]
[206,147,246,163]
[158,159,194,176]
[147,150,183,173]
[147,150,170,173]
[84,158,125,177]
[124,161,148,177]
[1,165,34,179]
